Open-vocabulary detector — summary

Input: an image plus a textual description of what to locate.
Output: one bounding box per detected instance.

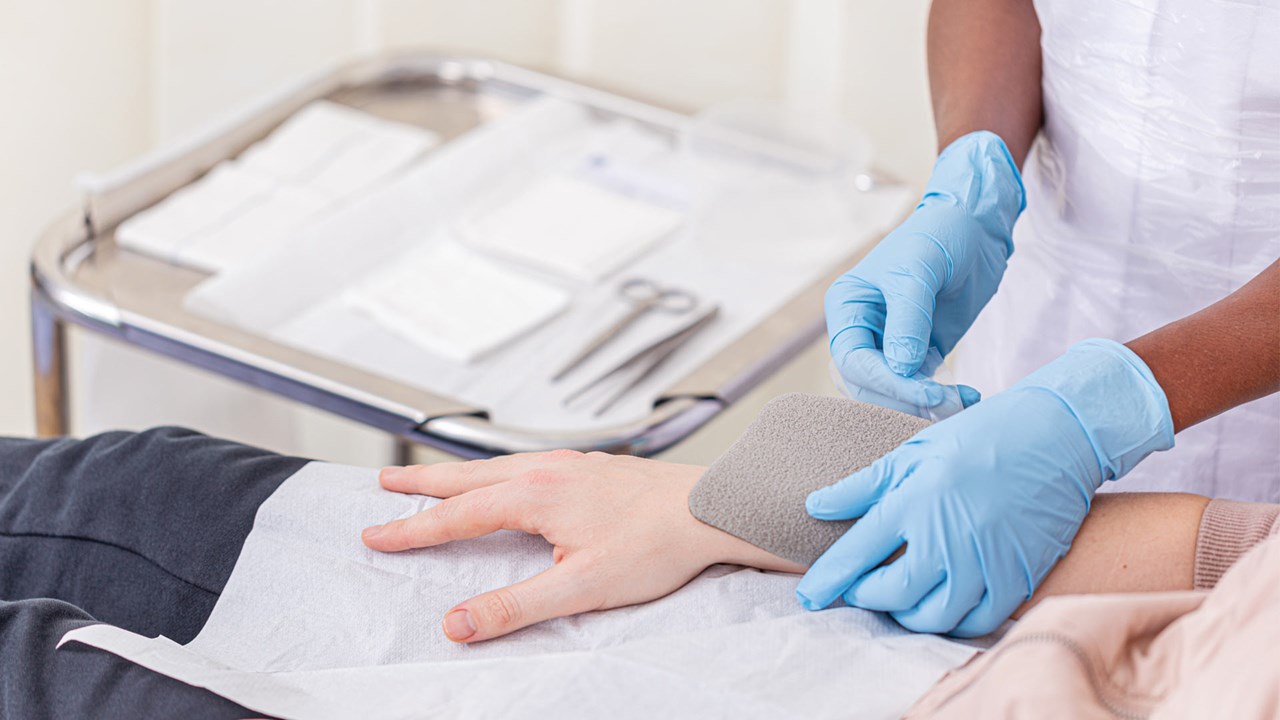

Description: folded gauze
[689,393,930,566]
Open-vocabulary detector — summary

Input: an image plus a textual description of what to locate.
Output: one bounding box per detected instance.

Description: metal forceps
[552,278,698,382]
[563,303,719,416]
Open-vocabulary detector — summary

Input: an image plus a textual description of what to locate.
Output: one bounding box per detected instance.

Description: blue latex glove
[832,347,974,421]
[826,130,1024,413]
[797,339,1175,637]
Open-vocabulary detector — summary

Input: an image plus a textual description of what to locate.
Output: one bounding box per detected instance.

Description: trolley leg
[32,293,70,437]
[393,437,416,466]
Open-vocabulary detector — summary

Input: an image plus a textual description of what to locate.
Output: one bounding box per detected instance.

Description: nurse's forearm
[928,0,1043,166]
[1127,259,1280,433]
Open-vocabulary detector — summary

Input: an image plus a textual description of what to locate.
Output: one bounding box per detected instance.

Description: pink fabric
[1194,499,1280,589]
[905,533,1280,719]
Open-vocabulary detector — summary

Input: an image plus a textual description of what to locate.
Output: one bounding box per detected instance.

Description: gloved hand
[832,347,978,421]
[826,130,1024,414]
[796,339,1176,637]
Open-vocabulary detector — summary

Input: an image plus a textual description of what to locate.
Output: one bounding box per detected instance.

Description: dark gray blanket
[0,427,307,720]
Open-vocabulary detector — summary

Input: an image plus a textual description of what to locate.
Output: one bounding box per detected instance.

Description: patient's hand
[361,451,803,643]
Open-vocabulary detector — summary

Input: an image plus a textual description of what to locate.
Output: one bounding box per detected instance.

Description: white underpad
[60,461,976,719]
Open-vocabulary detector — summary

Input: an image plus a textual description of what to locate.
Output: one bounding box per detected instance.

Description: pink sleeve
[1193,499,1280,590]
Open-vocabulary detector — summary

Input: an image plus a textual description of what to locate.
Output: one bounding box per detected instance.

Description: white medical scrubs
[951,0,1280,501]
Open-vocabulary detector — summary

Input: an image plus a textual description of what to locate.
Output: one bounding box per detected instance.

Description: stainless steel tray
[30,53,883,457]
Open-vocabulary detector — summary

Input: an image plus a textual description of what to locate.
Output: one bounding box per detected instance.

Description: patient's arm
[362,452,799,643]
[363,451,1210,643]
[1014,492,1205,616]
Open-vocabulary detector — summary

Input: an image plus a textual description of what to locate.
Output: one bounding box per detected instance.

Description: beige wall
[0,0,152,435]
[0,0,934,465]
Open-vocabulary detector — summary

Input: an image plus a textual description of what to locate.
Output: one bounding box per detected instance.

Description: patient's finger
[362,485,536,552]
[443,559,601,643]
[380,449,585,497]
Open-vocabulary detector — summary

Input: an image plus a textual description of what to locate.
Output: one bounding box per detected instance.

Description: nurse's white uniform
[951,0,1280,501]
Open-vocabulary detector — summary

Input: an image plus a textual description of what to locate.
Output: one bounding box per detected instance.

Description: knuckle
[518,468,563,488]
[824,280,844,305]
[958,617,996,637]
[464,491,498,519]
[824,282,855,313]
[553,562,608,610]
[435,494,492,531]
[477,590,522,629]
[428,498,461,523]
[380,520,408,546]
[382,464,419,481]
[543,448,583,462]
[894,610,948,635]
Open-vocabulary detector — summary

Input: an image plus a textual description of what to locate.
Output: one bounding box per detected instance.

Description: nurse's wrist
[1123,261,1280,434]
[924,130,1026,254]
[1018,338,1175,483]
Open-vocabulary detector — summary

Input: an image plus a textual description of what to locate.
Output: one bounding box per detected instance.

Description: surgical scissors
[551,278,697,382]
[563,303,719,416]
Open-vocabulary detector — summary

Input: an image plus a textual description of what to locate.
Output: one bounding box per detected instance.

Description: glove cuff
[923,131,1025,257]
[1019,339,1176,485]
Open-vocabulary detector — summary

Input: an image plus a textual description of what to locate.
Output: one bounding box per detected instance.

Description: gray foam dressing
[688,393,930,566]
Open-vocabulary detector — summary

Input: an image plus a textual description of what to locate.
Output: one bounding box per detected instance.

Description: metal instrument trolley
[30,54,899,458]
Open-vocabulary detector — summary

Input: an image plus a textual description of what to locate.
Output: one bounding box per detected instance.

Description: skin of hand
[360,450,803,643]
[360,451,1213,644]
[1127,259,1280,432]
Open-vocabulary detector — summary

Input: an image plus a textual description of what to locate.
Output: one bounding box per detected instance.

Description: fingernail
[443,609,477,641]
[362,525,385,541]
[380,466,404,481]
